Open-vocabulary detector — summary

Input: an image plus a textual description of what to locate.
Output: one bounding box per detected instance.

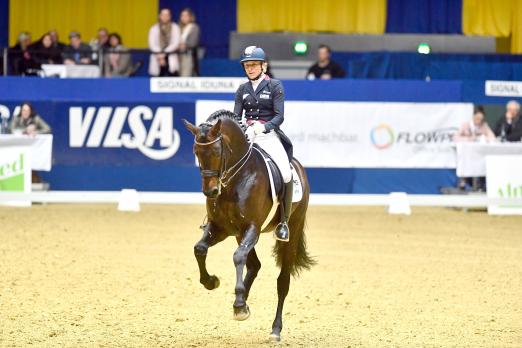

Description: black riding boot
[274,180,293,242]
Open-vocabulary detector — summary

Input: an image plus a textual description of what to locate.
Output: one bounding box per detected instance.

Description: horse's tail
[272,163,316,277]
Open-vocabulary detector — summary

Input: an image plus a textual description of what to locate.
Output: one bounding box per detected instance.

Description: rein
[194,134,253,194]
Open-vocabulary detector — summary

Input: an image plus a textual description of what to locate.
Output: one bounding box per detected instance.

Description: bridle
[194,133,253,196]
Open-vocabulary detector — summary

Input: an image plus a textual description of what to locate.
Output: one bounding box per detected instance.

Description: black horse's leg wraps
[233,226,258,310]
[194,225,224,290]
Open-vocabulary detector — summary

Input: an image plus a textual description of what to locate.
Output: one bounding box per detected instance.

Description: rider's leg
[254,131,292,242]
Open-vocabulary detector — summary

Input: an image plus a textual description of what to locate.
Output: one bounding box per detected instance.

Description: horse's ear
[208,119,222,138]
[183,119,199,136]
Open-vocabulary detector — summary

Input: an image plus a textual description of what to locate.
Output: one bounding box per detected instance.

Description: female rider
[233,46,293,242]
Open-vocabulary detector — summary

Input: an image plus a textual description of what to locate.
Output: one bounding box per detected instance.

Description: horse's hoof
[233,304,250,321]
[269,333,281,342]
[203,275,220,290]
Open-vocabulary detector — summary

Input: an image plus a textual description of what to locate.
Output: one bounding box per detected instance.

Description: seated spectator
[456,106,495,191]
[178,8,200,77]
[148,8,180,76]
[63,31,92,65]
[9,102,52,136]
[104,33,133,77]
[307,44,346,80]
[456,106,496,142]
[9,32,39,75]
[494,100,522,142]
[29,32,63,66]
[48,29,67,52]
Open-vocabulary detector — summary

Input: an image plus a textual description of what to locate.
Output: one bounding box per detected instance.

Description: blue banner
[2,101,197,167]
[3,77,497,193]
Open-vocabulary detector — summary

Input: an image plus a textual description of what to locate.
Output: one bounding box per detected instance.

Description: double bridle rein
[194,134,253,195]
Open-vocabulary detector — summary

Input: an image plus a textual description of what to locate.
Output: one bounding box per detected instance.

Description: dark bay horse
[183,110,315,341]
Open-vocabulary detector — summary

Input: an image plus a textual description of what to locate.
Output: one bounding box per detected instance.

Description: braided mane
[203,109,247,133]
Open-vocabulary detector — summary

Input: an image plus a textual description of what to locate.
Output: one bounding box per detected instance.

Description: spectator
[91,27,110,51]
[48,29,67,52]
[456,106,495,191]
[63,31,92,65]
[148,8,180,76]
[9,102,51,136]
[306,44,346,80]
[104,33,133,77]
[90,27,110,63]
[29,32,63,66]
[178,8,200,77]
[9,32,39,75]
[493,100,522,142]
[456,106,496,142]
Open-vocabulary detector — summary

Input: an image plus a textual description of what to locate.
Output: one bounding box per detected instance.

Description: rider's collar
[249,72,265,82]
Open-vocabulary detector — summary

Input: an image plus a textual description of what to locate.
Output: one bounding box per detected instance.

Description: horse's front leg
[194,223,226,290]
[232,225,259,320]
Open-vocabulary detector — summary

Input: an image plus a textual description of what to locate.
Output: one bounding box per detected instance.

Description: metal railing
[1,47,201,77]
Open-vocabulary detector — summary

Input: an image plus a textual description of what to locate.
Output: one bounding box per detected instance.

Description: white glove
[245,126,256,141]
[246,122,266,141]
[253,122,266,135]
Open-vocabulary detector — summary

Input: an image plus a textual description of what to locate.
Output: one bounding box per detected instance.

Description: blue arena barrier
[0,77,511,194]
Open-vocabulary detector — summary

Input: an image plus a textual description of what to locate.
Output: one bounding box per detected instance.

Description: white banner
[0,135,53,171]
[150,77,246,93]
[486,155,522,215]
[0,146,31,206]
[485,80,522,97]
[196,101,473,168]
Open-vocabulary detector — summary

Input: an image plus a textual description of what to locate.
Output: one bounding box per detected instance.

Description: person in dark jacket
[29,32,63,66]
[9,32,39,75]
[494,100,522,142]
[306,44,345,80]
[233,46,293,242]
[63,31,92,65]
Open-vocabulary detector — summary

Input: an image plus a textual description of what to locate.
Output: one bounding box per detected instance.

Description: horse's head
[184,118,230,198]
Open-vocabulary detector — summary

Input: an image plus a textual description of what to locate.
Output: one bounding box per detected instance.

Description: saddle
[253,144,284,200]
[253,144,304,231]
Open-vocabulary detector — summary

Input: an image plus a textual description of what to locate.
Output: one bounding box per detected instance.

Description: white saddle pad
[254,147,303,231]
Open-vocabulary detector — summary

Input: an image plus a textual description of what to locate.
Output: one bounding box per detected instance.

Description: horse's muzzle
[203,187,219,198]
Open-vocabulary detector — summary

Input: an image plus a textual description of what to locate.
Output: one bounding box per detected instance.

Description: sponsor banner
[0,146,31,206]
[0,102,196,165]
[196,101,472,168]
[485,80,522,97]
[150,77,246,93]
[486,155,522,215]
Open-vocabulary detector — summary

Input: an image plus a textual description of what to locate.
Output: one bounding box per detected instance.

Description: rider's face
[243,61,263,79]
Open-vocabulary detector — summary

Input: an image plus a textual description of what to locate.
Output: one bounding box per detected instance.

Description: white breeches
[254,130,292,183]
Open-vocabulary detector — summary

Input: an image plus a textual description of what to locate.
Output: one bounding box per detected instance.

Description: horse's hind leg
[194,223,226,290]
[270,254,291,342]
[243,248,261,301]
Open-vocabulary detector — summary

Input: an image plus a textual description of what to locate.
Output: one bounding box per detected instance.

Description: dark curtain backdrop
[386,0,462,34]
[159,0,236,58]
[0,0,8,48]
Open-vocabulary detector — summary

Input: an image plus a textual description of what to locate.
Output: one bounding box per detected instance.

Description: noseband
[194,134,253,196]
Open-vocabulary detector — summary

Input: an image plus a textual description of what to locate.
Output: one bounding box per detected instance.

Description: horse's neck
[223,121,249,164]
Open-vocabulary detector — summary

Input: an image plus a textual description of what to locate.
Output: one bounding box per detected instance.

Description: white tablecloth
[41,64,100,78]
[0,134,53,171]
[456,142,522,177]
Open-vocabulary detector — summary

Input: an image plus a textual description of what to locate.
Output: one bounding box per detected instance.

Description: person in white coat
[148,8,180,76]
